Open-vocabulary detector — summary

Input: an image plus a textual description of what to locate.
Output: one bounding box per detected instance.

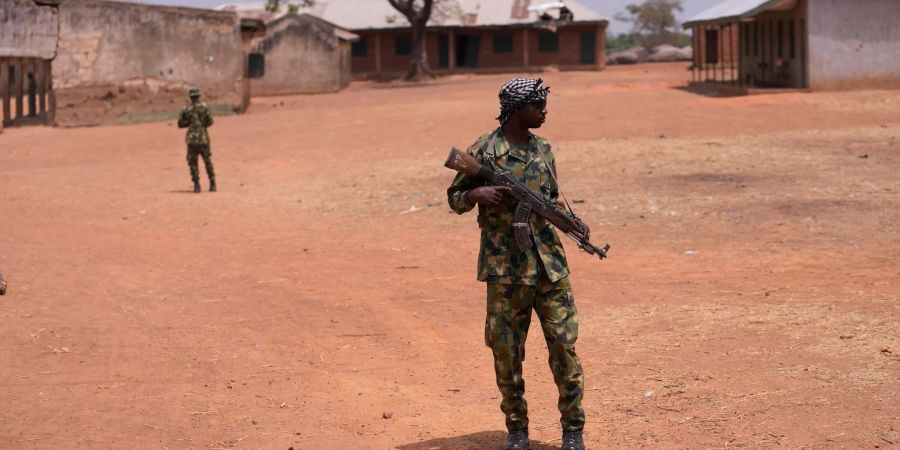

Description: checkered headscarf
[496,77,550,123]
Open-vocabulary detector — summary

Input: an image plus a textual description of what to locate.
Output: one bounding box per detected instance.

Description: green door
[438,35,449,68]
[580,31,596,64]
[465,36,481,68]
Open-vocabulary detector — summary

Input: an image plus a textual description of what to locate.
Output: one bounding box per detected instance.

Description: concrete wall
[0,0,58,59]
[250,14,352,95]
[807,0,900,90]
[52,0,244,126]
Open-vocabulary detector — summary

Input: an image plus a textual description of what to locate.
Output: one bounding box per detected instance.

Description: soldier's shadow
[397,430,558,450]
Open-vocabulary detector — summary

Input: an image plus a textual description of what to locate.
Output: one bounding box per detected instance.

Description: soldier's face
[522,100,547,128]
[189,95,200,102]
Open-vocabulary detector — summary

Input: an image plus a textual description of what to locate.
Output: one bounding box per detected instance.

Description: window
[351,37,367,57]
[395,35,411,55]
[247,53,264,78]
[704,28,718,64]
[493,32,513,53]
[538,31,558,52]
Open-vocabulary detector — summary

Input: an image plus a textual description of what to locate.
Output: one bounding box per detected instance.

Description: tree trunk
[387,0,435,81]
[406,17,434,81]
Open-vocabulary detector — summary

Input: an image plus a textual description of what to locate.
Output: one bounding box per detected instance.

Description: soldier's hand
[573,216,590,240]
[469,186,511,206]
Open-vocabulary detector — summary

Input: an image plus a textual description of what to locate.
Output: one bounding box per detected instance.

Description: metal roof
[217,0,608,30]
[682,0,797,28]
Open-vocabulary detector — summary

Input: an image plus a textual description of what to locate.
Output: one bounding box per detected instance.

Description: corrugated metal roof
[217,0,607,30]
[682,0,795,28]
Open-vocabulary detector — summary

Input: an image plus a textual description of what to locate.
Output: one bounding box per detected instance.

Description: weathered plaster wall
[250,15,351,95]
[0,0,58,59]
[53,0,244,126]
[807,0,900,90]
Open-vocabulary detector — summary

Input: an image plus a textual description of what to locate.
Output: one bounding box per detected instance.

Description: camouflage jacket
[178,102,214,145]
[447,129,570,285]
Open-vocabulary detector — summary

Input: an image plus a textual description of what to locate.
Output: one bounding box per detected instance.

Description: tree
[266,0,314,14]
[265,0,282,13]
[615,0,687,49]
[387,0,436,81]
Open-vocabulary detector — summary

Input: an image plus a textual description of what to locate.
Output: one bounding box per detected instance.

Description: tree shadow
[397,430,558,450]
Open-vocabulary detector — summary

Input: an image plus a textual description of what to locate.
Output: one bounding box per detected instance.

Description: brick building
[685,0,900,91]
[222,0,609,79]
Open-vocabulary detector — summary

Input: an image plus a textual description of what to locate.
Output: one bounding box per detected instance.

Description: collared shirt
[178,102,214,145]
[447,128,570,285]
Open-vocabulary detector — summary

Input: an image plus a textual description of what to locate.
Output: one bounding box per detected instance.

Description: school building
[684,0,900,92]
[221,0,610,79]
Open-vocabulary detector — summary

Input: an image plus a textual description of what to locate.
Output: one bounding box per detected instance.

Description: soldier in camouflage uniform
[178,88,216,193]
[447,78,587,450]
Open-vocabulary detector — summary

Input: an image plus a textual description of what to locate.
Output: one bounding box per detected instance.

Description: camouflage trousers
[186,144,215,183]
[485,273,585,432]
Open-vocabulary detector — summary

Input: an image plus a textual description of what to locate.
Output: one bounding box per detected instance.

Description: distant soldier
[178,88,216,193]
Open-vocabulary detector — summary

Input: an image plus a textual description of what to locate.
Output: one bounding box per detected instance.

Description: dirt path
[1,63,898,449]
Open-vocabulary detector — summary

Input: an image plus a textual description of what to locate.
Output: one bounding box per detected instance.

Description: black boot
[209,179,217,192]
[561,429,584,450]
[193,180,201,193]
[504,429,529,450]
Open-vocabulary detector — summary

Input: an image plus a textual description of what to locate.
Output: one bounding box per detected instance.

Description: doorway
[455,35,481,68]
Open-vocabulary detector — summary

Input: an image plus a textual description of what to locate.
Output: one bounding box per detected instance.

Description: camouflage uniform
[447,129,585,432]
[178,99,215,185]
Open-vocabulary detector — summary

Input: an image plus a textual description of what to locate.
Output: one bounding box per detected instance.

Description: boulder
[648,44,691,62]
[608,50,641,65]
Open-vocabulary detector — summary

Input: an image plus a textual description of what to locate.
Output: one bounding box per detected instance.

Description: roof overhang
[683,0,797,28]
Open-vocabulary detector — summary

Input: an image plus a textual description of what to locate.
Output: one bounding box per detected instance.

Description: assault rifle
[445,147,609,260]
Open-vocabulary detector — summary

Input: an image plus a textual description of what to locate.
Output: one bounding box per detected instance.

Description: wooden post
[522,27,530,70]
[46,60,55,126]
[738,23,744,86]
[720,25,725,82]
[595,23,606,70]
[14,58,24,121]
[692,26,698,82]
[705,26,711,82]
[1,59,9,126]
[448,29,456,72]
[374,33,382,76]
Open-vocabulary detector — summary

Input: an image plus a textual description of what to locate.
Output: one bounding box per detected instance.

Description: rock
[608,50,641,65]
[382,411,393,419]
[648,44,692,62]
[626,46,650,60]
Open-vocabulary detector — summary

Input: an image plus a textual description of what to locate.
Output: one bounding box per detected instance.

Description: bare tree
[387,0,436,80]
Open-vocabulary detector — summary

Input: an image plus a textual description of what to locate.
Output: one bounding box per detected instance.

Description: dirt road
[1,63,898,449]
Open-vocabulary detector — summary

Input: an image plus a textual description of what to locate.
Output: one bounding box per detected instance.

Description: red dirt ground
[1,63,898,449]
